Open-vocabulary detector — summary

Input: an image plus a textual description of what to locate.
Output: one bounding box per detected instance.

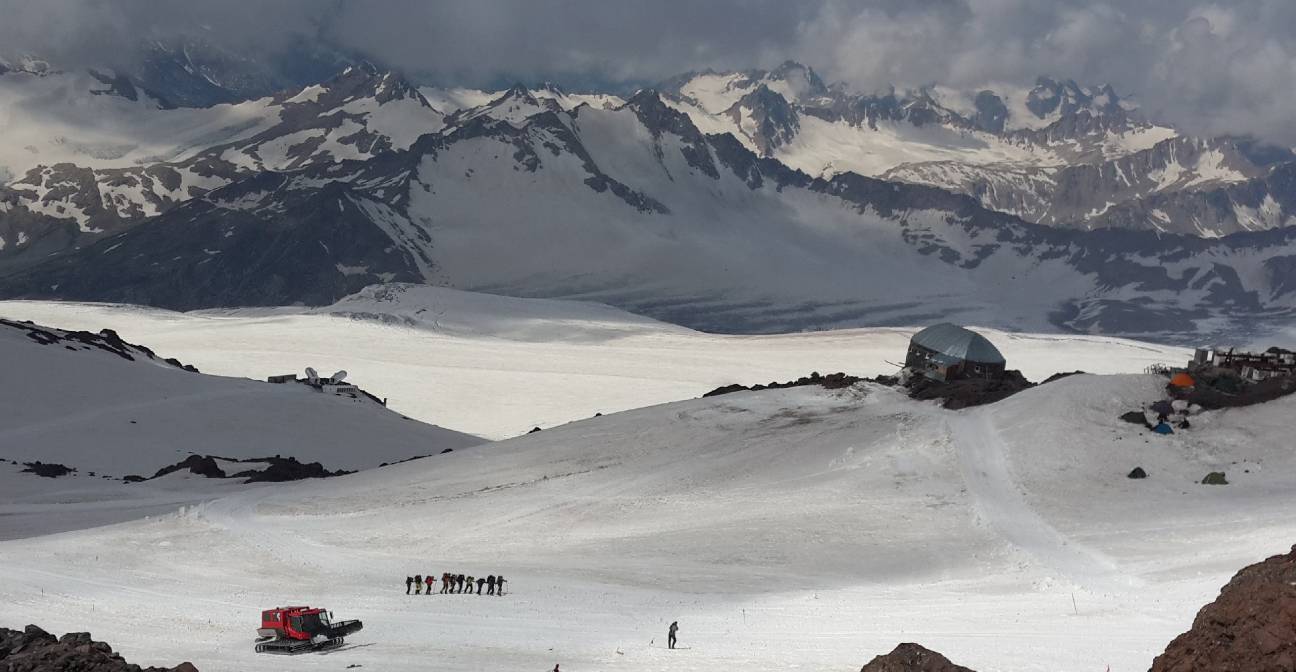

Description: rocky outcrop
[20,462,74,478]
[1150,544,1296,671]
[859,643,976,672]
[135,455,353,484]
[0,319,198,371]
[702,371,865,398]
[906,370,1034,410]
[0,624,197,672]
[233,456,353,484]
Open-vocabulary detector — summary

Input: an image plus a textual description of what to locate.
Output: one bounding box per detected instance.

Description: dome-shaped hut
[904,323,1006,381]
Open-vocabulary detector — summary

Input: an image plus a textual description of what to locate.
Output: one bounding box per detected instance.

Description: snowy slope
[0,317,479,474]
[0,288,1190,440]
[0,374,1291,671]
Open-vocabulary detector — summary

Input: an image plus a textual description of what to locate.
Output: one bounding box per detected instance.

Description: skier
[440,572,451,594]
[414,574,423,595]
[486,575,496,595]
[425,574,435,595]
[476,576,486,595]
[457,574,466,593]
[496,575,506,595]
[465,575,475,594]
[668,621,679,649]
[405,576,413,595]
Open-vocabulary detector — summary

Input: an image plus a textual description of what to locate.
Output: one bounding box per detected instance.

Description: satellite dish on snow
[331,370,348,383]
[305,367,319,383]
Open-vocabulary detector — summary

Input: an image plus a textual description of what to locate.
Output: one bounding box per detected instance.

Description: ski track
[947,409,1135,592]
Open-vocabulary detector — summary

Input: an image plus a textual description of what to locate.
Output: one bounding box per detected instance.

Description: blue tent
[1152,422,1174,435]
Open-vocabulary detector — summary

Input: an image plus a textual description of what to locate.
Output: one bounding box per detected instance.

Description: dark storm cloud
[2,0,1295,143]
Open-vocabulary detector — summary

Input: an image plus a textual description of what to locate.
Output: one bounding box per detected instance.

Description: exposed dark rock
[859,642,976,672]
[150,455,226,480]
[122,475,147,483]
[1042,371,1086,384]
[1128,467,1148,479]
[1150,543,1296,672]
[0,623,197,671]
[1185,374,1296,410]
[906,370,1034,410]
[1202,472,1229,485]
[233,456,354,484]
[528,427,543,434]
[20,462,75,478]
[1120,410,1153,427]
[702,371,864,398]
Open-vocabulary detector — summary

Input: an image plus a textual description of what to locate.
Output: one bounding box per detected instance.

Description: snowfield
[0,314,481,538]
[1,374,1293,672]
[3,288,1280,671]
[0,285,1190,440]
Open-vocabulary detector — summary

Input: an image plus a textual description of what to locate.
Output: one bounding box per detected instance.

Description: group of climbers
[404,573,507,596]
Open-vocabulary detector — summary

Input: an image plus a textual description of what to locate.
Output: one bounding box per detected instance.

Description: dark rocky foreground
[1149,543,1296,671]
[857,543,1296,671]
[0,625,196,672]
[859,643,975,671]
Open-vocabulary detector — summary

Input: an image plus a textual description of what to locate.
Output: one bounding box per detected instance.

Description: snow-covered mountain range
[3,57,1296,342]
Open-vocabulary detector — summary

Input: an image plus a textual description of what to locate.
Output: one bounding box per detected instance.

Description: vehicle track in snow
[947,410,1137,592]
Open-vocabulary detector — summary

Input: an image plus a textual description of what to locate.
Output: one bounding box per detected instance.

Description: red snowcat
[255,606,364,654]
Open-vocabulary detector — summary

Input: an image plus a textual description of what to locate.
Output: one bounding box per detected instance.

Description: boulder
[1119,411,1151,427]
[859,643,976,672]
[1150,544,1296,671]
[1202,472,1229,485]
[20,461,75,478]
[150,454,226,480]
[1128,467,1148,479]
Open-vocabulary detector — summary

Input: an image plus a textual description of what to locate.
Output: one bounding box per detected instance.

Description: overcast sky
[4,0,1295,143]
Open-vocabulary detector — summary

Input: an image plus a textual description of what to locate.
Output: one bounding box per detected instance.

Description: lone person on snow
[405,576,413,595]
[668,621,679,649]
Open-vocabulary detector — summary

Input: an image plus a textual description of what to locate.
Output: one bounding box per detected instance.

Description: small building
[322,383,360,398]
[905,323,1006,381]
[1190,346,1296,381]
[267,374,298,384]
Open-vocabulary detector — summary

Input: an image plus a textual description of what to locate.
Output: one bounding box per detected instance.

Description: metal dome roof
[910,323,1005,365]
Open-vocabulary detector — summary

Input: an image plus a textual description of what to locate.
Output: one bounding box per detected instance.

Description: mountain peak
[623,89,705,140]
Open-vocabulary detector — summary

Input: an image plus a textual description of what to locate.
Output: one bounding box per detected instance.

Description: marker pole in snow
[1071,593,1079,615]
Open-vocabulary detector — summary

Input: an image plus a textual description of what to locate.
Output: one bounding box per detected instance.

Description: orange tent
[1169,372,1196,388]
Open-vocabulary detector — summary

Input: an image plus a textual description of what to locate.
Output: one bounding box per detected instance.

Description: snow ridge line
[947,410,1137,592]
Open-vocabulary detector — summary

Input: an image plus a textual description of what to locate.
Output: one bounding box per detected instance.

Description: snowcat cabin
[904,323,1006,382]
[259,606,317,639]
[289,609,329,637]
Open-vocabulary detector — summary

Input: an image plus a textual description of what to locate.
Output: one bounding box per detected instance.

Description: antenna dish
[331,370,348,383]
[305,367,319,382]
